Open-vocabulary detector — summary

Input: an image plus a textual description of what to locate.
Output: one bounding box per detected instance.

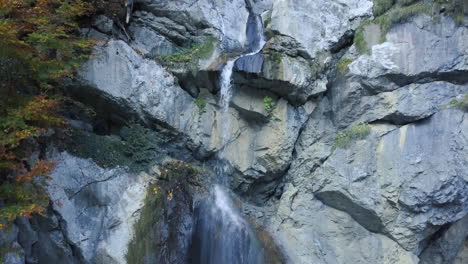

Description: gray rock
[350,15,468,91]
[311,109,467,253]
[79,40,312,199]
[330,80,468,127]
[92,15,114,34]
[454,239,468,264]
[136,0,250,50]
[267,0,373,57]
[419,215,468,264]
[129,11,180,56]
[0,225,26,264]
[270,184,419,264]
[234,35,331,105]
[3,242,25,264]
[46,152,154,263]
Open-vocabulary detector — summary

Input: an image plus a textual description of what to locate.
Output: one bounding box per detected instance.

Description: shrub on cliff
[0,0,123,231]
[332,123,371,150]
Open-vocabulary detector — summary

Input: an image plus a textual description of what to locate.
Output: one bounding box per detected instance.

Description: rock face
[78,39,314,202]
[267,0,373,57]
[311,109,467,252]
[46,152,153,263]
[5,0,468,263]
[266,11,468,263]
[349,16,468,92]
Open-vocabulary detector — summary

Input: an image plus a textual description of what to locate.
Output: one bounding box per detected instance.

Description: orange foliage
[0,0,121,230]
[16,160,56,182]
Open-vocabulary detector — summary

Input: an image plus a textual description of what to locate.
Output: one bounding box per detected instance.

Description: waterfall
[190,185,265,264]
[189,13,268,264]
[219,14,266,146]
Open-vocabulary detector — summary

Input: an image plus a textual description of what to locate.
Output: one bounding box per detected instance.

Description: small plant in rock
[263,96,275,114]
[156,36,217,64]
[353,21,371,54]
[195,98,207,114]
[332,123,371,150]
[449,94,468,111]
[373,0,395,16]
[336,58,354,74]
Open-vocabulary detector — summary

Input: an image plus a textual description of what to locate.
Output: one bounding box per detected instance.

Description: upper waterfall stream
[219,14,266,146]
[190,13,268,264]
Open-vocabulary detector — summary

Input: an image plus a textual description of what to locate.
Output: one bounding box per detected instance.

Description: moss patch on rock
[373,0,395,16]
[156,36,217,65]
[125,160,204,264]
[65,124,170,172]
[375,1,432,33]
[355,0,466,54]
[333,123,371,150]
[336,58,354,74]
[449,94,468,111]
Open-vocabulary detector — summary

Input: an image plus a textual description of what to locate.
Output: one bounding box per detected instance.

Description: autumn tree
[0,0,124,230]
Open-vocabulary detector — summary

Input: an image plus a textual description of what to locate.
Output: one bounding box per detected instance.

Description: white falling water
[190,184,265,264]
[213,184,243,227]
[189,14,269,264]
[219,15,266,146]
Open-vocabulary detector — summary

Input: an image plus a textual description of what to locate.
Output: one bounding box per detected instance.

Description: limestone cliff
[2,0,467,263]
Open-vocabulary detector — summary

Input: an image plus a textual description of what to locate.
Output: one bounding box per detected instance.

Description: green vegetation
[354,22,370,54]
[449,94,468,111]
[355,0,467,54]
[156,36,217,64]
[270,51,283,65]
[126,160,202,264]
[67,124,168,172]
[263,96,275,114]
[333,123,371,150]
[195,98,207,114]
[336,58,354,74]
[436,0,468,24]
[0,0,124,231]
[375,1,432,33]
[373,0,395,16]
[264,16,272,28]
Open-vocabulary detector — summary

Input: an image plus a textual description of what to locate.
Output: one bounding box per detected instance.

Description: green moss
[336,58,354,74]
[333,123,371,150]
[195,98,207,114]
[373,0,395,16]
[375,1,432,33]
[354,1,434,54]
[449,94,468,111]
[263,96,275,114]
[397,0,418,5]
[436,0,468,24]
[264,50,283,77]
[264,17,272,28]
[156,36,217,64]
[270,51,282,65]
[125,182,163,264]
[66,124,168,172]
[354,22,370,55]
[125,160,202,264]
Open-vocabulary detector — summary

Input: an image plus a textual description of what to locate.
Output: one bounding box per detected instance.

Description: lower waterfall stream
[190,12,268,264]
[190,185,265,264]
